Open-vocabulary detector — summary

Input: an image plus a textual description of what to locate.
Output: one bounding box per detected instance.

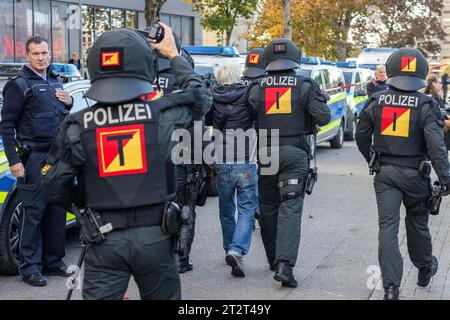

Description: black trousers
[82,226,181,300]
[374,165,433,289]
[18,152,66,276]
[258,145,309,267]
[175,164,203,263]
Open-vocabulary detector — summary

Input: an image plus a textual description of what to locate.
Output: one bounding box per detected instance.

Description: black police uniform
[356,48,450,300]
[152,47,203,273]
[0,65,72,281]
[41,29,212,299]
[247,39,331,287]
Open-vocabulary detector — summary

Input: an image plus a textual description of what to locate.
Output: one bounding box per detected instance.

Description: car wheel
[330,121,344,149]
[344,116,357,141]
[0,192,22,275]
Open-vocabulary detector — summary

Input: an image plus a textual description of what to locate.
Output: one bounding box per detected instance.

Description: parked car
[298,57,349,155]
[0,76,91,275]
[336,62,374,141]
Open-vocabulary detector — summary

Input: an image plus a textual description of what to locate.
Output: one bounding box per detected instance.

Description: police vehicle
[297,57,349,154]
[356,47,397,70]
[336,61,374,141]
[0,73,91,275]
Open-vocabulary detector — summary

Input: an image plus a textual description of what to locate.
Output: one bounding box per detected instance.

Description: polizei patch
[96,124,147,177]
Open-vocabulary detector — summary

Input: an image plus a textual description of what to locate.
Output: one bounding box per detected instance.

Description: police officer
[147,37,202,274]
[366,65,389,97]
[356,48,450,300]
[241,47,266,86]
[0,36,73,286]
[247,39,331,288]
[41,24,212,299]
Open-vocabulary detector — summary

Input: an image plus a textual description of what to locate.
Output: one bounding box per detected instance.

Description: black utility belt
[379,155,422,170]
[98,203,165,230]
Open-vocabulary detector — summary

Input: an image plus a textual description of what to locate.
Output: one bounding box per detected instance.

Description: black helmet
[386,47,428,91]
[243,47,266,78]
[181,48,195,69]
[85,28,157,104]
[264,38,300,72]
[157,32,181,72]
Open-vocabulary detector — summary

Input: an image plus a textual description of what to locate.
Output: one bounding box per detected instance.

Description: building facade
[0,0,202,64]
[441,1,450,65]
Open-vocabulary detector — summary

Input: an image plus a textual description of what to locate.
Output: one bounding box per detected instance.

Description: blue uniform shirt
[0,65,73,166]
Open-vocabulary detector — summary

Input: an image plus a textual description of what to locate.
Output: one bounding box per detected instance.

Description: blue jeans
[216,163,258,256]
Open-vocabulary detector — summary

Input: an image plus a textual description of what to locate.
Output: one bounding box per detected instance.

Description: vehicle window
[297,69,311,78]
[322,69,331,90]
[70,90,89,113]
[314,71,324,91]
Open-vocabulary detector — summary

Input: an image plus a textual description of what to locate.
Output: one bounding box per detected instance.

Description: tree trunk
[226,29,233,46]
[144,0,167,27]
[282,0,292,40]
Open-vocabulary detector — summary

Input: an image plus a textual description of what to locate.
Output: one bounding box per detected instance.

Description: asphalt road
[0,141,449,300]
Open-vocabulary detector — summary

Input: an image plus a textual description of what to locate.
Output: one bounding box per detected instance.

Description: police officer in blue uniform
[0,36,73,286]
[41,25,212,299]
[247,39,331,288]
[356,48,450,300]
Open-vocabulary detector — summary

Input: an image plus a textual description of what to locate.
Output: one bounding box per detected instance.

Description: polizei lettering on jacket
[83,103,152,129]
[378,94,419,108]
[261,76,298,87]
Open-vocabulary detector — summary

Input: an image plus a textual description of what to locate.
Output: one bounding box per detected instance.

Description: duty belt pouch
[196,166,210,207]
[418,160,432,178]
[305,167,318,195]
[162,202,181,235]
[72,205,112,245]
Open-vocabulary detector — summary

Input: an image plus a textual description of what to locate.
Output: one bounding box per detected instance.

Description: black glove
[443,183,450,196]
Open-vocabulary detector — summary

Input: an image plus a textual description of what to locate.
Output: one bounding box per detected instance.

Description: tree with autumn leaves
[250,0,445,60]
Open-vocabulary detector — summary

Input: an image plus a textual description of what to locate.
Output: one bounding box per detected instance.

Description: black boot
[274,262,298,288]
[417,256,438,287]
[383,286,399,300]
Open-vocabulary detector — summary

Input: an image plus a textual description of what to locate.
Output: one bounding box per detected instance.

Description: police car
[297,57,349,154]
[336,61,374,141]
[0,71,91,275]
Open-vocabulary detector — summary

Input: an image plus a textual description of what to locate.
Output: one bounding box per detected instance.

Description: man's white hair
[214,61,242,85]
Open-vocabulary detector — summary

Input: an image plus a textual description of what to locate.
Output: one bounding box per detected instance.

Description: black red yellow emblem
[381,106,410,137]
[265,87,292,114]
[101,51,120,67]
[96,124,147,177]
[401,56,416,73]
[248,53,260,65]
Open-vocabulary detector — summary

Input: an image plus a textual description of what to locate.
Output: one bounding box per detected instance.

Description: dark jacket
[431,93,450,150]
[206,83,254,163]
[367,80,388,97]
[42,56,212,208]
[356,88,450,184]
[0,65,72,166]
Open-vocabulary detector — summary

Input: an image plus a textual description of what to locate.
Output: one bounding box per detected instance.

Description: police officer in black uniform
[247,39,331,288]
[41,24,212,299]
[241,47,266,86]
[356,48,450,300]
[0,36,73,286]
[148,37,203,274]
